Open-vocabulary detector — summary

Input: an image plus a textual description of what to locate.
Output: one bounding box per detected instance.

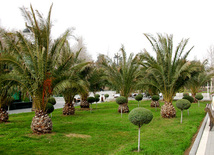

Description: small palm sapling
[129,107,153,152]
[176,99,191,123]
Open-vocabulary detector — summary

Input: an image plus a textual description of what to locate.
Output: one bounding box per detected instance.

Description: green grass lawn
[0,100,207,155]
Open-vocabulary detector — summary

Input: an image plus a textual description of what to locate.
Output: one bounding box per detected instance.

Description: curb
[189,113,208,155]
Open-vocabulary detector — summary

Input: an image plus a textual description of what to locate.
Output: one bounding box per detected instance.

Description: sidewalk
[190,113,214,155]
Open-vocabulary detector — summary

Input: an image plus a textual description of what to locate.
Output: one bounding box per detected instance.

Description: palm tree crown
[140,33,197,118]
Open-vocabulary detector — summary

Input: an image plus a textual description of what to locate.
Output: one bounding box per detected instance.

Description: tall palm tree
[140,33,197,118]
[0,5,75,133]
[102,45,142,113]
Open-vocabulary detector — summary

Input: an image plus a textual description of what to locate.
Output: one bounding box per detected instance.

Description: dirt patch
[184,116,205,155]
[65,133,91,138]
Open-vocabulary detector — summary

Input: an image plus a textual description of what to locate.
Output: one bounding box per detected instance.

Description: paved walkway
[190,113,214,155]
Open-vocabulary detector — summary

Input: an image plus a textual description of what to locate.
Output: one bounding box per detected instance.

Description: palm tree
[102,45,142,113]
[140,33,197,118]
[0,5,75,133]
[53,41,89,115]
[185,60,213,102]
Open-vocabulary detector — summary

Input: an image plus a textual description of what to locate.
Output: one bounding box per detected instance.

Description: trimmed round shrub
[129,107,153,127]
[151,95,159,101]
[183,93,189,97]
[95,94,100,98]
[182,96,194,103]
[87,97,95,104]
[104,94,109,99]
[137,94,143,98]
[45,102,54,114]
[195,94,203,100]
[135,95,143,101]
[176,99,191,110]
[48,97,56,105]
[95,97,100,103]
[116,96,128,105]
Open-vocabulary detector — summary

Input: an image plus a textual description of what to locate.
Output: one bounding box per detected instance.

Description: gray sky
[0,0,214,61]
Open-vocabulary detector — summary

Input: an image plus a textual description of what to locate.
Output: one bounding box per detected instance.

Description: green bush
[45,102,54,114]
[104,94,109,99]
[195,94,203,100]
[116,96,127,105]
[95,97,100,103]
[176,99,191,110]
[129,107,153,127]
[182,96,194,103]
[183,93,189,97]
[137,94,143,98]
[151,95,159,101]
[48,97,56,105]
[95,94,100,98]
[135,95,142,101]
[87,97,95,104]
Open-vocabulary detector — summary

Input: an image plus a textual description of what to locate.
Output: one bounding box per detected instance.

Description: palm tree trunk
[31,110,52,134]
[118,103,129,113]
[161,102,176,118]
[0,108,9,123]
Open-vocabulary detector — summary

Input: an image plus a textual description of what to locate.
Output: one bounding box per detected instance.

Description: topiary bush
[87,97,95,113]
[87,97,95,104]
[129,107,153,152]
[116,96,129,115]
[95,97,99,103]
[182,96,194,103]
[195,94,203,100]
[176,99,191,123]
[95,94,100,98]
[151,95,159,101]
[104,94,109,99]
[137,94,143,98]
[183,93,189,97]
[45,102,54,114]
[135,95,143,107]
[195,94,203,106]
[48,97,56,105]
[151,95,160,108]
[116,96,128,105]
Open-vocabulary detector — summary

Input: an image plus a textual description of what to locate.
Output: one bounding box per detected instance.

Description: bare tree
[72,37,92,62]
[207,45,214,68]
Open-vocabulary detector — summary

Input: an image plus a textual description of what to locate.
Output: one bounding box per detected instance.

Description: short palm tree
[140,33,197,118]
[53,41,89,115]
[102,45,142,113]
[0,5,75,133]
[185,60,213,102]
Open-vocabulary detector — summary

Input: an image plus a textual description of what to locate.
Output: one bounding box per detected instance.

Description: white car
[113,94,120,98]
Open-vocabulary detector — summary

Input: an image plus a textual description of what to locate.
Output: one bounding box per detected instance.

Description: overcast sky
[0,0,214,61]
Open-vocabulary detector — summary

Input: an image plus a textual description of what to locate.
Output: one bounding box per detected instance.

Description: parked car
[113,94,120,98]
[132,93,138,98]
